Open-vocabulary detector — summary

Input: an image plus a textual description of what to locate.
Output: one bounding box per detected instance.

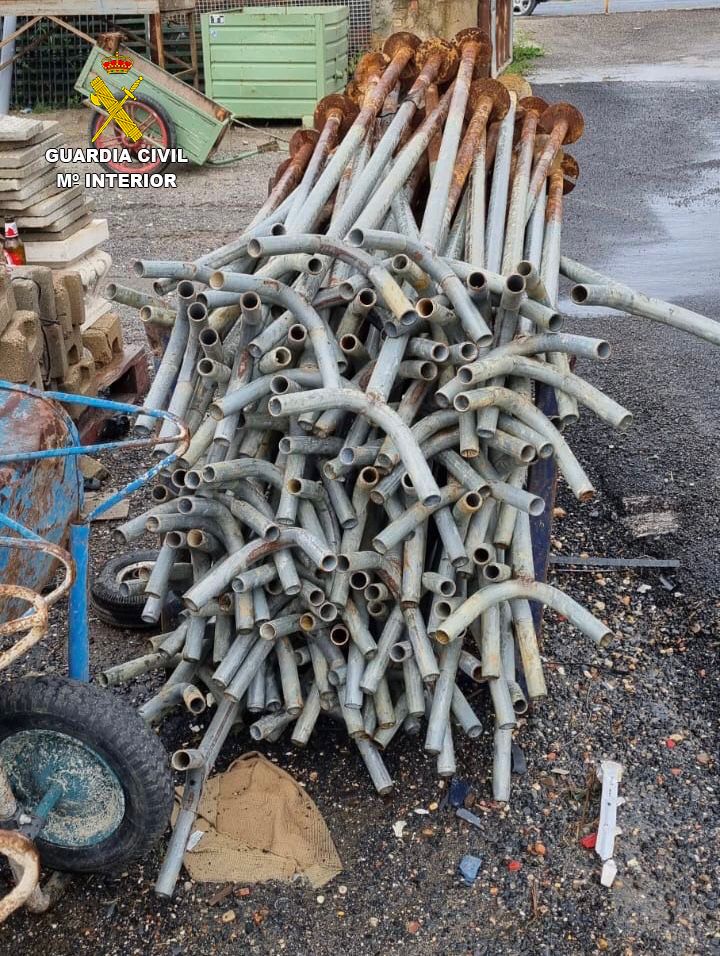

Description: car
[513,0,547,16]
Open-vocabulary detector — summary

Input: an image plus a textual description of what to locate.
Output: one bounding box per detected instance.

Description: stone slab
[0,155,50,187]
[0,180,63,211]
[0,133,62,169]
[0,116,43,143]
[21,201,93,234]
[22,213,92,242]
[6,186,84,220]
[24,219,109,268]
[0,167,57,202]
[0,120,59,150]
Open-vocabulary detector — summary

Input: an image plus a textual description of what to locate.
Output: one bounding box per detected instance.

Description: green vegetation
[506,35,545,75]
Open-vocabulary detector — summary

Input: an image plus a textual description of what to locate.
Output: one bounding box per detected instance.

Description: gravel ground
[2,69,720,956]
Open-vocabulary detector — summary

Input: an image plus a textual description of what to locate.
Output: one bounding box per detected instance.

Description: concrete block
[0,309,41,382]
[53,273,86,339]
[24,219,109,268]
[56,251,112,297]
[7,277,37,315]
[64,327,83,366]
[11,266,56,322]
[27,361,43,390]
[61,348,97,419]
[82,327,113,368]
[44,323,70,382]
[0,271,17,336]
[94,312,123,355]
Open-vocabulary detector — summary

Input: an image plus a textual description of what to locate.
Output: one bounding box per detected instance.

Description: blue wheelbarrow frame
[0,380,188,681]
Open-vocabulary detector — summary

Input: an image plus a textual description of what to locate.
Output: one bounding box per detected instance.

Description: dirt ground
[2,24,720,954]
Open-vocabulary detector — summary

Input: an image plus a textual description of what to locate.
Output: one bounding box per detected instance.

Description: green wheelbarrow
[75,43,275,175]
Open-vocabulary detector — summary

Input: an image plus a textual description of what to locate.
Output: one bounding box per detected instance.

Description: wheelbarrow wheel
[91,549,180,630]
[0,676,173,873]
[88,94,176,175]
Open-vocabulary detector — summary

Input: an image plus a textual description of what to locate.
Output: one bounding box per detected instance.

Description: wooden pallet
[76,344,151,444]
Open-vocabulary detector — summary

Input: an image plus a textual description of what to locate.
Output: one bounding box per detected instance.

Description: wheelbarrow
[0,381,188,922]
[75,42,277,175]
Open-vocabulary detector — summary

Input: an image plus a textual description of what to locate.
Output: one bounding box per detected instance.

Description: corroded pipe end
[519,95,549,119]
[353,51,388,92]
[454,28,492,76]
[468,78,511,121]
[498,74,532,99]
[415,37,459,84]
[383,31,421,59]
[314,94,359,135]
[539,102,585,143]
[289,128,319,157]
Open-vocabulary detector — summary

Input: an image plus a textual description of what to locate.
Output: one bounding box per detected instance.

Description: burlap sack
[175,752,342,888]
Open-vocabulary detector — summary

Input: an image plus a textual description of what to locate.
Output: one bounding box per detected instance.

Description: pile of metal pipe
[105,32,720,897]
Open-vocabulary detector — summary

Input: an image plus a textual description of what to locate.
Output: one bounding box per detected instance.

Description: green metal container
[201,6,349,124]
[75,45,232,166]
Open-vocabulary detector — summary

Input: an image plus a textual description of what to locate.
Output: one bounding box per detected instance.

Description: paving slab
[25,212,93,241]
[6,185,85,220]
[0,179,64,210]
[0,115,43,143]
[0,166,57,200]
[0,133,63,169]
[0,155,51,187]
[19,198,93,232]
[24,218,109,267]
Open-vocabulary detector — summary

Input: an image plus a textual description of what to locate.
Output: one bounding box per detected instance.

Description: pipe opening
[358,288,376,307]
[571,284,589,303]
[197,358,214,375]
[318,602,337,622]
[454,394,471,411]
[330,625,349,646]
[528,497,545,517]
[347,228,365,247]
[358,466,379,487]
[349,570,370,590]
[199,327,218,346]
[516,260,533,277]
[307,256,324,275]
[188,302,207,322]
[506,273,525,294]
[268,397,283,416]
[177,279,195,299]
[247,239,262,257]
[288,324,306,342]
[416,298,434,318]
[467,270,487,291]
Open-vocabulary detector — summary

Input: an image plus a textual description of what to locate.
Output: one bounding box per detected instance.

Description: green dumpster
[201,6,349,125]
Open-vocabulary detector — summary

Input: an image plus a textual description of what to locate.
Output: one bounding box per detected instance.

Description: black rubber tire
[91,549,160,630]
[513,0,537,14]
[88,95,176,175]
[0,676,173,873]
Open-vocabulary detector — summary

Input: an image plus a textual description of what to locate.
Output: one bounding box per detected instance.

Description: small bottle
[4,220,26,266]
